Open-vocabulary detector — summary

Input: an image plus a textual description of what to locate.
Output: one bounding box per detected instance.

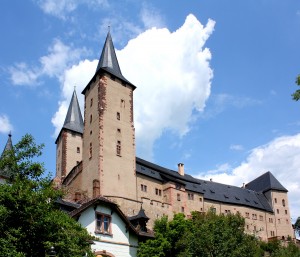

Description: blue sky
[0,0,300,222]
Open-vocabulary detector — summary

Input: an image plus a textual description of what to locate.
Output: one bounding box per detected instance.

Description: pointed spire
[95,31,135,88]
[63,89,84,134]
[1,133,13,158]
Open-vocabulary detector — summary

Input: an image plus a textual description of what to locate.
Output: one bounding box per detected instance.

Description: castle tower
[80,31,137,201]
[55,90,84,181]
[245,171,294,239]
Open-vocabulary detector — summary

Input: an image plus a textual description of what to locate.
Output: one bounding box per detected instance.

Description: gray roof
[136,157,274,213]
[245,171,288,193]
[1,133,12,158]
[128,207,149,221]
[0,134,13,178]
[62,90,84,134]
[95,31,135,88]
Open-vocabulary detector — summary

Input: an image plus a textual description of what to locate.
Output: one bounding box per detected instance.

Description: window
[285,210,288,215]
[117,112,120,120]
[254,226,256,231]
[245,212,250,218]
[286,219,289,224]
[74,192,81,202]
[225,210,231,214]
[175,184,181,190]
[188,193,194,200]
[121,99,125,108]
[155,188,162,196]
[277,209,279,214]
[77,147,80,153]
[278,219,281,224]
[141,184,147,192]
[90,114,92,124]
[117,128,121,133]
[96,213,111,234]
[259,215,264,221]
[177,193,181,201]
[90,98,93,107]
[252,214,257,220]
[181,207,184,213]
[89,142,92,159]
[199,197,202,202]
[210,207,216,213]
[274,198,277,204]
[269,218,273,223]
[90,130,92,135]
[93,180,100,197]
[116,141,121,156]
[282,199,285,207]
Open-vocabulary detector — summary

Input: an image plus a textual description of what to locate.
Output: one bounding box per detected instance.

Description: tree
[177,212,260,257]
[138,211,260,257]
[295,216,300,237]
[292,75,300,101]
[0,134,93,257]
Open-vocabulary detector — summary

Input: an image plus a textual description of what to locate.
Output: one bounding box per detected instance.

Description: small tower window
[117,128,121,133]
[177,193,181,201]
[121,99,125,108]
[93,179,100,197]
[116,141,121,156]
[117,112,120,120]
[274,198,277,203]
[77,147,80,153]
[90,98,93,107]
[90,114,92,124]
[89,142,92,159]
[282,199,285,207]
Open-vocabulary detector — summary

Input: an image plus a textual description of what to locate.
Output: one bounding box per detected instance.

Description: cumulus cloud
[0,115,13,134]
[52,14,215,160]
[8,39,87,86]
[118,14,215,158]
[196,133,300,221]
[35,0,109,20]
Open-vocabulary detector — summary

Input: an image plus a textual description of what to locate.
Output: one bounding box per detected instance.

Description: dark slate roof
[1,133,13,158]
[95,31,135,88]
[136,157,274,213]
[245,171,288,193]
[55,90,83,144]
[62,90,84,134]
[128,207,149,221]
[0,134,13,178]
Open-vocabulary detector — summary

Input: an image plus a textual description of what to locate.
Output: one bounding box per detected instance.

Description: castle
[53,31,294,241]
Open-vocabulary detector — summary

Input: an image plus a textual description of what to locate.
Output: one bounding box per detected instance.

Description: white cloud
[196,133,300,222]
[230,144,244,151]
[35,0,109,20]
[139,4,165,29]
[118,14,215,159]
[8,39,87,86]
[52,14,215,160]
[0,115,13,134]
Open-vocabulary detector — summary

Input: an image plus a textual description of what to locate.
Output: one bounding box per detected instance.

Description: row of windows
[274,198,286,207]
[89,140,122,159]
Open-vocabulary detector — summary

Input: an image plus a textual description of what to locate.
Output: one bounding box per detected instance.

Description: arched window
[93,179,100,197]
[282,199,286,207]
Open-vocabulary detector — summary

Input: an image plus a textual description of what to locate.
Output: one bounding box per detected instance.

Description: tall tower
[55,90,84,181]
[80,31,137,201]
[0,133,13,182]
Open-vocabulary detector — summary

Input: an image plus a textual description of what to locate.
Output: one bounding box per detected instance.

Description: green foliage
[295,217,300,237]
[292,75,300,101]
[138,211,300,257]
[0,134,93,257]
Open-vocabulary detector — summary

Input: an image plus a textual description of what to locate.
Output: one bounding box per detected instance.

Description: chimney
[178,163,184,176]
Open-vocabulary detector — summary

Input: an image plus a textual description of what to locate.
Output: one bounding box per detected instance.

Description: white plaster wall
[77,204,138,257]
